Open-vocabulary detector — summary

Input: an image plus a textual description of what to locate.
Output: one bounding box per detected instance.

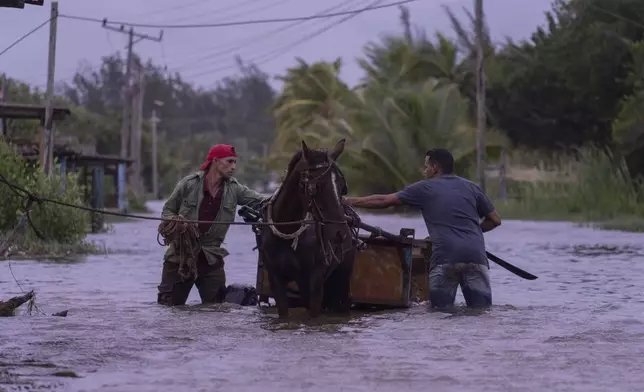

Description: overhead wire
[172,0,365,73]
[10,0,417,98]
[189,0,388,83]
[58,0,419,29]
[158,0,299,63]
[125,0,209,21]
[162,0,262,25]
[0,17,52,58]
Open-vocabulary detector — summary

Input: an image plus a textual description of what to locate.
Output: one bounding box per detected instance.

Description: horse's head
[294,138,347,222]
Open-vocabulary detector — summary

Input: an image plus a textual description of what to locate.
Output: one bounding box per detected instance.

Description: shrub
[494,146,644,222]
[0,138,90,244]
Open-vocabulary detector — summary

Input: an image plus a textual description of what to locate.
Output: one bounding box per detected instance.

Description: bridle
[299,157,347,225]
[264,151,356,272]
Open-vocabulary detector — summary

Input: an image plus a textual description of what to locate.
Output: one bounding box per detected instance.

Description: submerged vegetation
[0,138,105,259]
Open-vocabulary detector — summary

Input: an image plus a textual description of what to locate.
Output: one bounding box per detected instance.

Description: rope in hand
[0,172,317,227]
[156,217,200,281]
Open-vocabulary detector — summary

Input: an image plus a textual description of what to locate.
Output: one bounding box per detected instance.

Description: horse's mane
[285,149,303,177]
[268,149,303,204]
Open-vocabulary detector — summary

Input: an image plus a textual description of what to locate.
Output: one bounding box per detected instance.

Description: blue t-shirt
[396,175,495,266]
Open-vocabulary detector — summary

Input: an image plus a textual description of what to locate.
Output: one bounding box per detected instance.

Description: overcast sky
[0,0,553,91]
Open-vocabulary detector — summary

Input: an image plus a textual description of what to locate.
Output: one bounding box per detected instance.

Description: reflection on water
[2,201,644,392]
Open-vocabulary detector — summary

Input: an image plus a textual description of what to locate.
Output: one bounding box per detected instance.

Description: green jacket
[161,170,265,265]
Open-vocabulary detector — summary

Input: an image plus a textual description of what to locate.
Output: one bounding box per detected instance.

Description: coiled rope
[156,217,201,281]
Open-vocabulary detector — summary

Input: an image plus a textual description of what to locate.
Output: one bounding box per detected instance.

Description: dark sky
[0,0,553,90]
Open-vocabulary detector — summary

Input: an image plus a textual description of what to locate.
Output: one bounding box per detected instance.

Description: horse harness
[264,153,357,273]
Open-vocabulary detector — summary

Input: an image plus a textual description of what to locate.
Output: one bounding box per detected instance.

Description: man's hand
[173,214,190,230]
[342,196,355,206]
[480,210,501,233]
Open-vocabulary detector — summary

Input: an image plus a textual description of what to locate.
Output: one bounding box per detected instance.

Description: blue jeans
[429,262,492,309]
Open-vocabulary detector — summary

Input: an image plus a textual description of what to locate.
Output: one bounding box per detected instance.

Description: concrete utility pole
[475,0,487,192]
[41,0,58,175]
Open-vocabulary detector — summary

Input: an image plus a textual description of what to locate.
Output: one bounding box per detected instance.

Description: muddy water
[2,201,644,392]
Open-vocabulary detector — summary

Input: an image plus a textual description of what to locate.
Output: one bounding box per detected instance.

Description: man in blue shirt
[343,149,502,309]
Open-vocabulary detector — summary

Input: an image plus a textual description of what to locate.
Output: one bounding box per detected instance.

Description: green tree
[270,57,352,169]
[487,0,644,151]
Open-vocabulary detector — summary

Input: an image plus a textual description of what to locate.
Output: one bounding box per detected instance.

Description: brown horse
[258,139,356,319]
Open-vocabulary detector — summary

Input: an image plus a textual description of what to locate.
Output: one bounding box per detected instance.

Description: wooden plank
[350,239,411,307]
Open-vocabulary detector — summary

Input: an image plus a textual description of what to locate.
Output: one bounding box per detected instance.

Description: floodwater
[2,201,644,392]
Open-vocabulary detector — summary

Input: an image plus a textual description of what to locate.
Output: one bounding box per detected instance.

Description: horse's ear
[301,140,311,161]
[329,138,346,161]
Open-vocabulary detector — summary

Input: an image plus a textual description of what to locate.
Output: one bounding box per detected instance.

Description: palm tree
[328,80,510,194]
[269,57,353,169]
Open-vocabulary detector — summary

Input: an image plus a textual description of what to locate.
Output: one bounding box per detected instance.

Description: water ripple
[2,202,644,391]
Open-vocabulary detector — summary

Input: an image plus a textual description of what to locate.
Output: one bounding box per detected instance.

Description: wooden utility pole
[0,75,6,137]
[100,20,162,161]
[475,0,486,192]
[130,63,144,197]
[41,0,58,175]
[151,107,160,199]
[121,27,133,161]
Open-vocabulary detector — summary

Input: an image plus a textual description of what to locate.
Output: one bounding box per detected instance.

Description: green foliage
[497,147,644,222]
[269,10,509,195]
[5,0,644,232]
[612,40,644,156]
[0,138,90,244]
[340,80,508,194]
[487,0,644,151]
[269,57,352,170]
[61,54,276,192]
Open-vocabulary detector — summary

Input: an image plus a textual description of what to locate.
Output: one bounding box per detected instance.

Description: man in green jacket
[157,144,266,306]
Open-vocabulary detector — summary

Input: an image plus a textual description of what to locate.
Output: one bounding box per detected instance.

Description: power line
[0,17,51,58]
[159,0,262,26]
[156,0,299,62]
[59,0,419,30]
[125,0,208,20]
[173,0,365,73]
[205,0,294,25]
[194,0,388,83]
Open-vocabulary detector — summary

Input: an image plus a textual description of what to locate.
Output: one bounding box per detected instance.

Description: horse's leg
[263,250,290,319]
[334,251,355,315]
[297,268,311,311]
[307,260,325,318]
[268,270,289,319]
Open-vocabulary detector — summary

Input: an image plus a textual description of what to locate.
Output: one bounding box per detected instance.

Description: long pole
[101,22,163,160]
[151,108,159,199]
[475,0,486,192]
[130,64,144,197]
[101,21,163,203]
[42,0,58,175]
[121,28,133,160]
[0,75,6,137]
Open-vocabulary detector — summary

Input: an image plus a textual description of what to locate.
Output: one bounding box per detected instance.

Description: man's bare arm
[480,210,501,232]
[343,193,402,209]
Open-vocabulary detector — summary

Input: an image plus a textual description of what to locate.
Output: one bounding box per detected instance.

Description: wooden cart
[254,228,432,309]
